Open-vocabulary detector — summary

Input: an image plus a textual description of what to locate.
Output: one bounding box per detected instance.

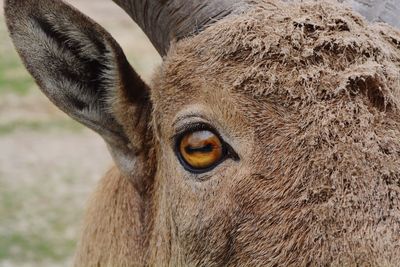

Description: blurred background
[0,1,161,266]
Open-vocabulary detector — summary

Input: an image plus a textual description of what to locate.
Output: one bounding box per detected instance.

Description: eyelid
[173,115,209,133]
[175,121,220,137]
[172,120,217,143]
[172,113,209,128]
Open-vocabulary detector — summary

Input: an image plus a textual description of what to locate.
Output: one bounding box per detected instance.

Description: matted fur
[6,0,400,266]
[76,0,400,265]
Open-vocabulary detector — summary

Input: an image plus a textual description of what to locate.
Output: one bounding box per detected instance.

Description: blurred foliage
[0,19,35,96]
[0,120,83,136]
[0,1,160,265]
[0,9,96,267]
[0,57,35,96]
[0,170,85,266]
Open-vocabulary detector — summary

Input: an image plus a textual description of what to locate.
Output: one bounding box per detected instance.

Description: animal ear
[5,0,152,185]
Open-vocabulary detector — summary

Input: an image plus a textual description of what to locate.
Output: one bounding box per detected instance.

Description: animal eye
[177,129,226,173]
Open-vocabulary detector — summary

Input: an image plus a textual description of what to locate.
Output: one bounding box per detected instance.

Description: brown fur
[6,0,400,265]
[76,1,400,266]
[75,167,145,266]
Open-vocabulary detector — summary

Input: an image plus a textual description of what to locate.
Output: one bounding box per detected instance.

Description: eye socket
[175,125,237,173]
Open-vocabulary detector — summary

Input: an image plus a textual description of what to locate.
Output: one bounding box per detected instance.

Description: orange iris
[179,130,223,169]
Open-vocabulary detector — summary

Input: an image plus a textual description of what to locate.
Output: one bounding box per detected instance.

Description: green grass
[0,165,93,264]
[0,8,159,266]
[0,228,76,262]
[0,119,84,135]
[0,173,81,264]
[0,18,36,96]
[0,50,35,96]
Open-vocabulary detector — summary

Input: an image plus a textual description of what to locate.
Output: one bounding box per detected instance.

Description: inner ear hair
[5,0,152,182]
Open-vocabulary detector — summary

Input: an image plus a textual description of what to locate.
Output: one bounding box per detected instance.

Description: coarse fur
[5,0,400,266]
[79,1,400,265]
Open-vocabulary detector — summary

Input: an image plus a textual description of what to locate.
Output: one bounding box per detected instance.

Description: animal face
[5,0,400,265]
[143,2,400,265]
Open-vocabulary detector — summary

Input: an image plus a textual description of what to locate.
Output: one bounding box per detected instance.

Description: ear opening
[5,0,153,185]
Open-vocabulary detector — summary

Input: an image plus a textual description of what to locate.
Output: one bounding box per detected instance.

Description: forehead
[151,0,400,135]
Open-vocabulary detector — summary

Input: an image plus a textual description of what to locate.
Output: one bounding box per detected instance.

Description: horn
[113,0,399,56]
[342,0,400,28]
[112,0,246,56]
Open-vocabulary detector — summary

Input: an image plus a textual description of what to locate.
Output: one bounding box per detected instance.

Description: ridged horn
[112,0,246,56]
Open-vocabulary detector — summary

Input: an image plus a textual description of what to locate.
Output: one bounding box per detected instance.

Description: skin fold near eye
[179,130,223,170]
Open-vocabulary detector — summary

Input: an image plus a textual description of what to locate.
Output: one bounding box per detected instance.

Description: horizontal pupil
[185,143,214,154]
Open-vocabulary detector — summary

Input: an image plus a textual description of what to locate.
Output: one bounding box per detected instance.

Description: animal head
[5,0,400,265]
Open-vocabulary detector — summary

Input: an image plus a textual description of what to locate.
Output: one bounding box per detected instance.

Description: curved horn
[112,0,246,56]
[343,0,400,28]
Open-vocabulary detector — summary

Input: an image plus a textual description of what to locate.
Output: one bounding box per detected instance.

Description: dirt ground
[0,1,160,266]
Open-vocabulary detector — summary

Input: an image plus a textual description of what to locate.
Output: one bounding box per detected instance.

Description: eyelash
[174,122,216,139]
[173,122,240,174]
